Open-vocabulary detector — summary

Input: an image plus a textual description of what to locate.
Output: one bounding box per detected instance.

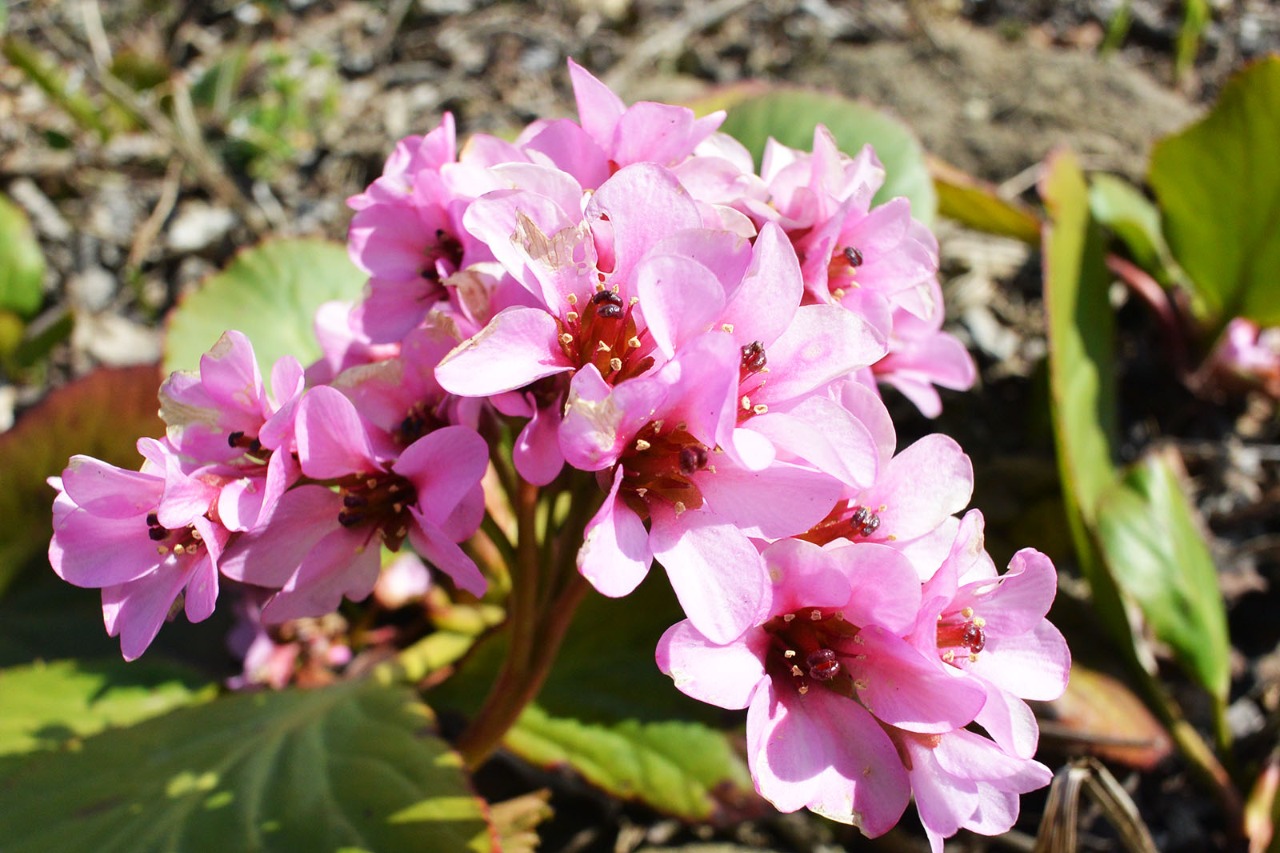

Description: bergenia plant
[47,60,1068,846]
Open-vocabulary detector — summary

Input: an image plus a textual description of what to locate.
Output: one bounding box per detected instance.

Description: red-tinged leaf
[0,365,164,595]
[1039,663,1172,770]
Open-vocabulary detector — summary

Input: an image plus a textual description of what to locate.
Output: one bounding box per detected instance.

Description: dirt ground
[3,1,1280,851]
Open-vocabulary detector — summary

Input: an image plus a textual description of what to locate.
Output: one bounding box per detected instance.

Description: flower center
[617,422,711,520]
[763,607,863,698]
[394,401,449,447]
[936,607,987,664]
[335,472,418,551]
[826,244,864,300]
[421,228,464,283]
[557,287,655,384]
[797,502,886,546]
[147,512,205,558]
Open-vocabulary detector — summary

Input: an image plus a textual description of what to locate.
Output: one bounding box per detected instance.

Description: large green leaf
[1096,449,1231,702]
[0,679,491,853]
[506,704,754,823]
[0,365,164,596]
[719,88,936,224]
[0,659,214,757]
[0,191,45,317]
[1149,56,1280,329]
[164,238,365,375]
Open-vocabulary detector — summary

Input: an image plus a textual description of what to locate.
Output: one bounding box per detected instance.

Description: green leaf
[718,88,936,224]
[0,659,214,757]
[1041,149,1119,522]
[1040,149,1135,664]
[0,365,164,596]
[506,704,754,823]
[0,192,46,317]
[932,157,1041,243]
[0,680,492,853]
[164,238,365,375]
[1149,56,1280,330]
[1088,174,1172,278]
[1096,448,1231,702]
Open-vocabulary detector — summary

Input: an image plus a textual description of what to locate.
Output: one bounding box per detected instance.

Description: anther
[597,341,612,352]
[784,649,797,659]
[609,357,623,372]
[791,665,804,677]
[722,323,734,333]
[673,501,687,514]
[566,311,579,322]
[635,439,651,451]
[783,613,796,623]
[810,609,822,621]
[627,336,642,349]
[566,293,578,306]
[559,333,573,346]
[752,404,768,415]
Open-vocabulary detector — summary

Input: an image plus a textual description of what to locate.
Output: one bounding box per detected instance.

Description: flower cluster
[48,60,1066,844]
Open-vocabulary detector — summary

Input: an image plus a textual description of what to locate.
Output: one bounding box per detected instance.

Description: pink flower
[910,511,1070,760]
[346,113,503,344]
[889,510,1067,846]
[220,386,488,621]
[1208,317,1280,397]
[49,438,231,660]
[658,537,987,836]
[159,330,303,531]
[564,331,850,643]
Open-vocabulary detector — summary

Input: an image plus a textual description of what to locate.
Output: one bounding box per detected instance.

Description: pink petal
[435,306,572,397]
[745,396,879,489]
[761,305,887,404]
[296,386,379,478]
[748,687,910,836]
[586,163,701,280]
[719,222,802,347]
[218,485,339,587]
[635,254,726,359]
[972,687,1040,760]
[50,506,163,588]
[851,626,987,733]
[577,469,652,597]
[902,739,978,841]
[694,462,842,540]
[656,620,767,710]
[762,538,852,615]
[59,456,162,519]
[394,426,489,525]
[512,402,565,486]
[409,513,487,597]
[649,504,766,645]
[568,59,626,150]
[104,567,191,661]
[871,434,973,542]
[969,621,1071,701]
[262,528,381,623]
[827,543,922,634]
